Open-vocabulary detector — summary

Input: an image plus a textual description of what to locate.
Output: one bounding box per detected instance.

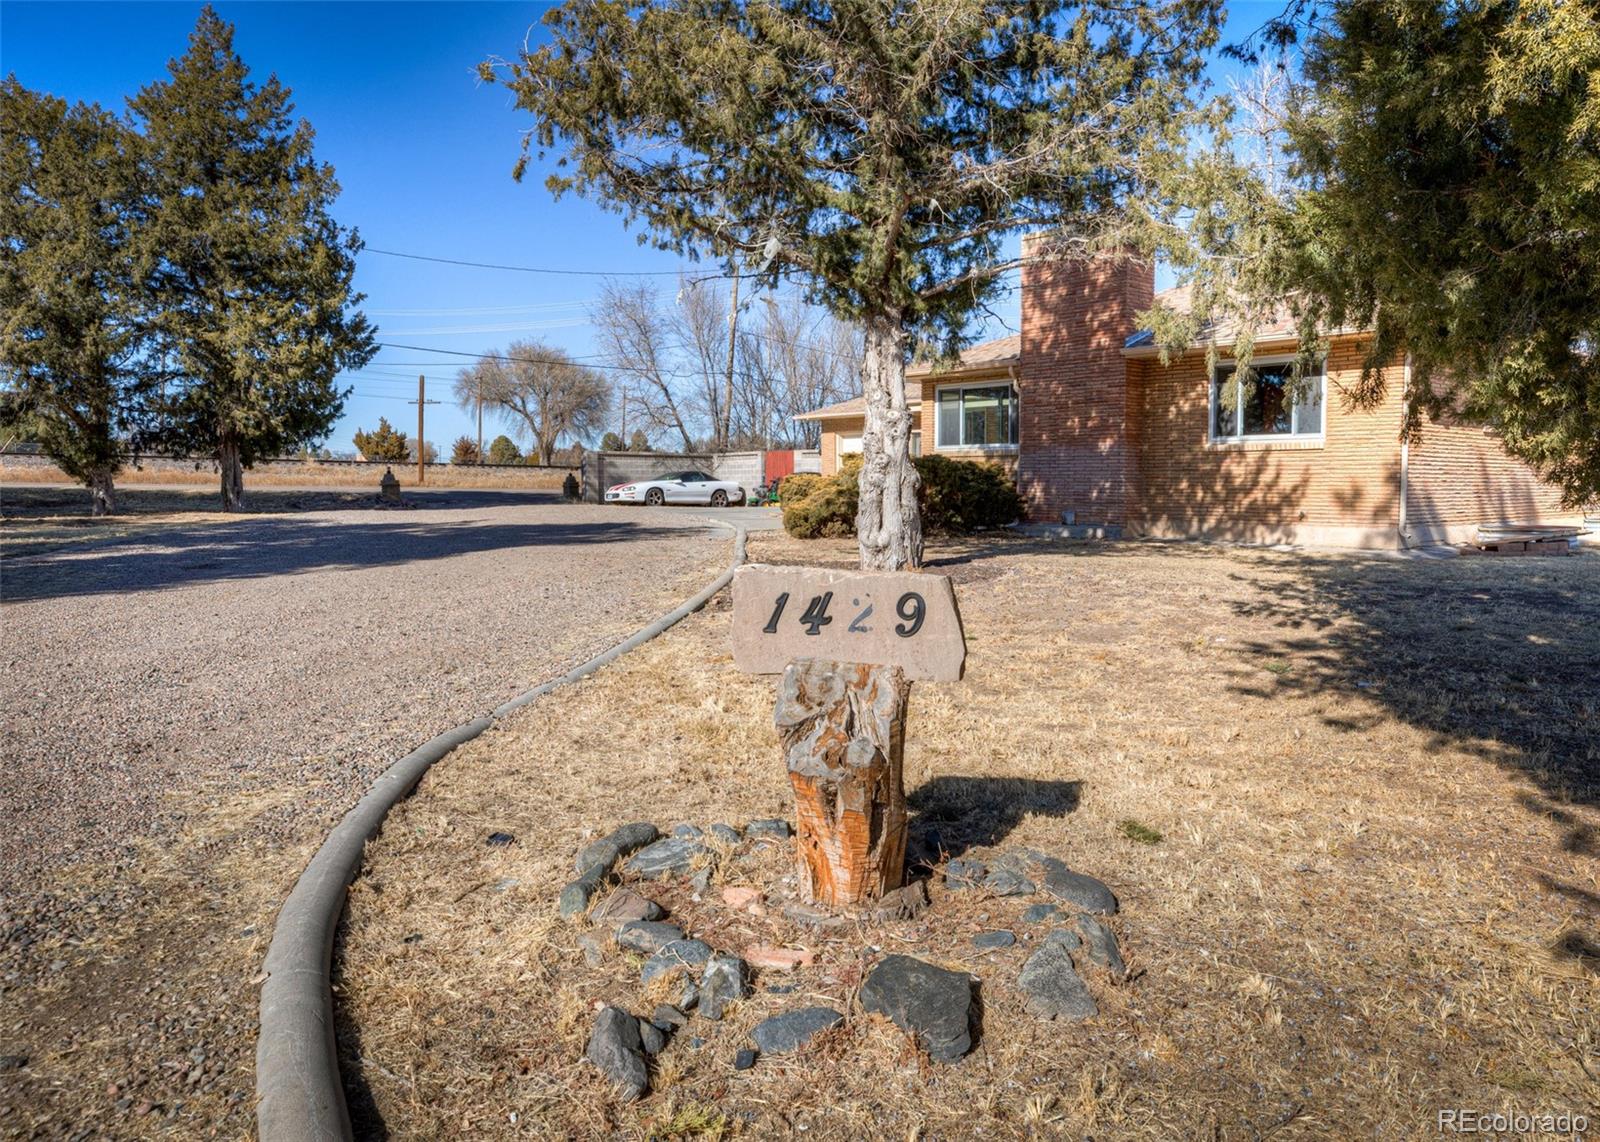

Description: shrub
[486,434,521,464]
[450,436,481,465]
[780,452,1023,539]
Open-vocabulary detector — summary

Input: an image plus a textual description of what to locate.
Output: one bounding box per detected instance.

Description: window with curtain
[935,384,1018,448]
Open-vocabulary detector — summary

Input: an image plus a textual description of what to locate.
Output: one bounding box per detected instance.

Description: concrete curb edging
[256,520,748,1142]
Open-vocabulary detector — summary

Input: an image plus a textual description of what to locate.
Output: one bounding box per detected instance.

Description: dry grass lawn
[337,533,1599,1139]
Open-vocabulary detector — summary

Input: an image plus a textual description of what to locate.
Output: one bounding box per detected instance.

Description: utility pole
[476,396,484,465]
[409,375,440,485]
[721,265,739,452]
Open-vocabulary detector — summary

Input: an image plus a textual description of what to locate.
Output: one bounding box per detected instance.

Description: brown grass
[336,534,1600,1138]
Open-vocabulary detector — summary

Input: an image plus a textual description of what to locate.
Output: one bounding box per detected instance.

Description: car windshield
[681,472,707,482]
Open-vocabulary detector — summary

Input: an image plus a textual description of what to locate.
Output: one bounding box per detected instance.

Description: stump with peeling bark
[775,658,909,907]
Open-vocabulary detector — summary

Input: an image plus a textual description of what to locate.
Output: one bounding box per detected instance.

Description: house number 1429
[761,590,926,638]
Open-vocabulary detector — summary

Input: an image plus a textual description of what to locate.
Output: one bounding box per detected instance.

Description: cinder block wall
[1016,240,1154,525]
[581,452,713,503]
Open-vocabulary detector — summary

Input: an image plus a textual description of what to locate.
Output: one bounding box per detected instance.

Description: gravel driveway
[0,490,737,1136]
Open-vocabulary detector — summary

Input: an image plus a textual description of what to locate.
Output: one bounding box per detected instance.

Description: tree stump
[775,658,909,907]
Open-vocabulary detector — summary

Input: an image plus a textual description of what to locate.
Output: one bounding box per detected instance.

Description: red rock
[721,886,763,911]
[744,944,816,971]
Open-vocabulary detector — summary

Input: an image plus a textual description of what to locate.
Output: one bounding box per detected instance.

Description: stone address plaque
[731,564,965,682]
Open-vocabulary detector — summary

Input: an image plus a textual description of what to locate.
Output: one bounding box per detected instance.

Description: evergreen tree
[353,417,408,462]
[599,431,625,452]
[450,435,481,465]
[488,0,1221,568]
[627,429,652,453]
[1228,0,1600,506]
[0,81,157,516]
[131,7,376,511]
[486,434,521,464]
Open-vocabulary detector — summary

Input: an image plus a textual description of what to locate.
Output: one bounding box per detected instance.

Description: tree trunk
[219,433,245,512]
[775,659,909,908]
[87,466,117,517]
[856,315,922,570]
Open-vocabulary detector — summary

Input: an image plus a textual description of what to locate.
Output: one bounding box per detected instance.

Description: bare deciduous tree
[454,340,609,466]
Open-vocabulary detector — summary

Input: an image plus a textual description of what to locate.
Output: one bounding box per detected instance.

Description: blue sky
[2,1,1273,454]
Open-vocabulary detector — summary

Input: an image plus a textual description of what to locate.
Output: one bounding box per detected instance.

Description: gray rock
[858,955,974,1061]
[486,831,515,847]
[584,1007,648,1101]
[637,1018,666,1056]
[592,888,664,925]
[0,1055,26,1073]
[745,818,793,840]
[869,880,930,922]
[677,979,700,1010]
[625,837,709,879]
[671,823,705,839]
[1044,926,1081,950]
[707,823,742,846]
[575,822,659,875]
[749,1007,844,1054]
[972,930,1016,950]
[1021,903,1060,924]
[640,939,713,985]
[577,932,610,966]
[689,866,713,893]
[1076,915,1127,979]
[1017,941,1097,1021]
[651,1004,688,1030]
[982,868,1035,896]
[734,1048,758,1070]
[944,857,987,890]
[558,865,608,920]
[783,902,849,930]
[617,920,685,953]
[697,953,749,1021]
[1036,858,1118,915]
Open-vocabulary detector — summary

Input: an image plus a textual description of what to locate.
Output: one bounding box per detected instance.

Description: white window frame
[1208,354,1326,444]
[934,380,1020,451]
[836,432,863,456]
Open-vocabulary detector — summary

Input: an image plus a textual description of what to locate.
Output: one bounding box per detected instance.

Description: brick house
[797,248,1577,549]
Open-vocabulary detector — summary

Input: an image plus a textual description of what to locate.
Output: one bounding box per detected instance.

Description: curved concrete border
[256,520,747,1142]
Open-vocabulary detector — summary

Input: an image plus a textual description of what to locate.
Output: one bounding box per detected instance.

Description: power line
[365,247,701,278]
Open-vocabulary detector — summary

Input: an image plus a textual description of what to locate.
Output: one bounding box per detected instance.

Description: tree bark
[219,433,245,512]
[856,315,922,570]
[775,659,909,908]
[87,466,117,517]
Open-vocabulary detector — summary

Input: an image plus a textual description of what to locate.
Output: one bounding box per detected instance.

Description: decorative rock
[743,944,815,971]
[697,953,749,1021]
[641,939,714,985]
[783,902,848,930]
[1037,858,1118,915]
[944,857,987,890]
[651,1004,688,1031]
[677,979,700,1010]
[690,866,713,893]
[1017,941,1097,1021]
[708,823,743,846]
[625,837,709,879]
[869,879,931,922]
[584,1007,648,1101]
[485,831,515,847]
[592,888,664,925]
[721,886,763,911]
[637,1019,667,1057]
[558,865,608,920]
[972,930,1016,950]
[1044,927,1081,950]
[749,1007,844,1054]
[0,1055,26,1073]
[858,955,974,1062]
[1021,903,1060,924]
[577,932,610,966]
[745,818,793,840]
[982,868,1035,896]
[576,822,660,875]
[617,920,685,953]
[672,823,705,839]
[1076,915,1127,979]
[734,1048,758,1070]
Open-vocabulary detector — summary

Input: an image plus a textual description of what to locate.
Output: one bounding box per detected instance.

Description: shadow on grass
[907,775,1081,862]
[331,926,389,1141]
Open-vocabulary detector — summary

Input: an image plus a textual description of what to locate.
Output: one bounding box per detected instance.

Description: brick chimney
[1017,235,1154,527]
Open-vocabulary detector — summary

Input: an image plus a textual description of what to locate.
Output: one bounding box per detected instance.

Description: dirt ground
[336,532,1599,1139]
[0,496,732,1140]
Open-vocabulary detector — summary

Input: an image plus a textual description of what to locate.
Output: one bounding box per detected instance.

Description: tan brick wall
[1016,244,1154,524]
[1405,413,1574,545]
[1130,338,1408,547]
[917,375,1020,476]
[816,415,861,476]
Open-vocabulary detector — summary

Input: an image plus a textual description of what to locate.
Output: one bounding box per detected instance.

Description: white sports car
[606,469,747,507]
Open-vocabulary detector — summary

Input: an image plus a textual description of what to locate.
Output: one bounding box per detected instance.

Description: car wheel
[645,487,665,506]
[711,490,729,508]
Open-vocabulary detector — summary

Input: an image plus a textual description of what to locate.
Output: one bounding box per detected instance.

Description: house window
[1210,360,1324,441]
[935,383,1019,449]
[837,432,862,455]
